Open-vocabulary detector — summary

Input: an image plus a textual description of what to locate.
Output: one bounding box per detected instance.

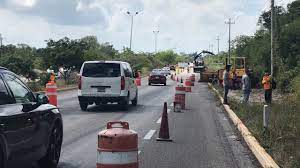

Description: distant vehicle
[162,67,170,71]
[152,69,162,73]
[148,71,167,86]
[0,67,63,168]
[169,65,176,71]
[161,67,171,76]
[78,61,138,111]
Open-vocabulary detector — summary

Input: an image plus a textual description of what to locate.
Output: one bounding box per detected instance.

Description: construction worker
[223,64,231,104]
[242,69,251,103]
[262,72,272,103]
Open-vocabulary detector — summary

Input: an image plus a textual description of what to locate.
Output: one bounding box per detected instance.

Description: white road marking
[156,117,162,124]
[144,130,156,140]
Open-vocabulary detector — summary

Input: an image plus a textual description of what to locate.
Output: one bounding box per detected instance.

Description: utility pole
[216,36,220,55]
[225,18,235,64]
[127,11,139,50]
[153,30,159,53]
[271,0,274,76]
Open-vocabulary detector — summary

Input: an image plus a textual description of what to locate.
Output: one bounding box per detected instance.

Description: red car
[148,72,167,86]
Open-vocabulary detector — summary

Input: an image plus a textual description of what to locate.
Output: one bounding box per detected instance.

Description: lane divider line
[143,130,156,140]
[156,117,162,124]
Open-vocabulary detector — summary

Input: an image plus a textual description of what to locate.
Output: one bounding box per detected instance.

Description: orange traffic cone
[157,102,173,142]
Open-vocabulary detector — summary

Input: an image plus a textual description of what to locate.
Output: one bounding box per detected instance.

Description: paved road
[57,77,177,168]
[24,75,256,168]
[140,82,257,168]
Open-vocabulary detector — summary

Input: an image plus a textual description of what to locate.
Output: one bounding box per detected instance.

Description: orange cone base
[156,138,173,142]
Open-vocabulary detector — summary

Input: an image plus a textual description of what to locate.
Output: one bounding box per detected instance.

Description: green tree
[0,44,37,80]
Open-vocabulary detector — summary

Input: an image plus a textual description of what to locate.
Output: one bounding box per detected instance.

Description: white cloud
[9,0,37,8]
[0,0,297,53]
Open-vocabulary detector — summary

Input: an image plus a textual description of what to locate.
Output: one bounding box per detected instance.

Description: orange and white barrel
[185,78,192,87]
[185,86,192,92]
[46,82,57,106]
[174,85,186,109]
[97,121,138,168]
[135,78,141,86]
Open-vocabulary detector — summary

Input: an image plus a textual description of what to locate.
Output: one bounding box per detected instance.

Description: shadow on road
[86,104,142,113]
[58,162,82,168]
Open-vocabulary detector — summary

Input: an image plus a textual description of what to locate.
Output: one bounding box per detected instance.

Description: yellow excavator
[218,57,247,89]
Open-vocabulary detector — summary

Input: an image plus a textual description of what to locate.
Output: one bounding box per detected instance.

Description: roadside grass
[212,84,300,168]
[28,79,77,92]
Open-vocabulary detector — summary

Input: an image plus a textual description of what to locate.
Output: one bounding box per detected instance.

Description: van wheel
[80,102,88,111]
[38,124,62,168]
[132,91,138,106]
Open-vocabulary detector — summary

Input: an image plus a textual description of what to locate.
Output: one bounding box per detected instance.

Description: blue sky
[0,0,295,53]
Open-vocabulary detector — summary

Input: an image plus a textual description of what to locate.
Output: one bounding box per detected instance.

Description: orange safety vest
[262,75,271,90]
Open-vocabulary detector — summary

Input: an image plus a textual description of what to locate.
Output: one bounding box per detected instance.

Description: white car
[78,61,138,111]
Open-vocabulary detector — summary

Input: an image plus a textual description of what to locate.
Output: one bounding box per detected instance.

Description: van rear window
[82,63,120,77]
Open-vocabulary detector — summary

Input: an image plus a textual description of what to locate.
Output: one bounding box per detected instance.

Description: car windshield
[152,69,161,72]
[82,63,120,77]
[151,72,162,76]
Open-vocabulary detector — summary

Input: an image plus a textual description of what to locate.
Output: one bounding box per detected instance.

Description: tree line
[212,0,300,93]
[0,36,191,82]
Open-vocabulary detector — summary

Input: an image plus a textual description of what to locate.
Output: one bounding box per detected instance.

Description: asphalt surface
[23,75,257,168]
[140,81,257,168]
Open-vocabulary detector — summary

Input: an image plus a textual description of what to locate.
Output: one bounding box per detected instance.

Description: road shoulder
[139,82,257,168]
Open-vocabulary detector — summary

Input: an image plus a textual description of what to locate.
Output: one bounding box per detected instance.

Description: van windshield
[82,63,120,77]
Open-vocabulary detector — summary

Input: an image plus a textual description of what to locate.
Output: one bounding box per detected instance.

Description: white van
[78,61,138,111]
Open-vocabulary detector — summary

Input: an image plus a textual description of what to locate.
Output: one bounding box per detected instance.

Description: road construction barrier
[185,78,192,87]
[174,85,186,109]
[157,102,172,141]
[97,121,138,168]
[190,74,195,82]
[173,102,182,113]
[185,86,192,92]
[135,78,141,86]
[46,82,57,106]
[189,77,195,86]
